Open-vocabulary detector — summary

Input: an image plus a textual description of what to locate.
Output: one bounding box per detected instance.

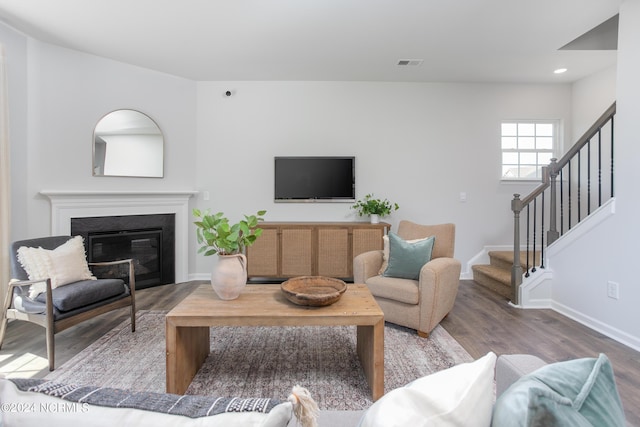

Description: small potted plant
[351,194,399,223]
[193,208,266,300]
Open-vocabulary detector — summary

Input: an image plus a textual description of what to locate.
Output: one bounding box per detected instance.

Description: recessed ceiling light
[554,68,568,74]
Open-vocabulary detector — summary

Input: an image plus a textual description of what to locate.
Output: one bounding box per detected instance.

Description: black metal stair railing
[510,102,616,305]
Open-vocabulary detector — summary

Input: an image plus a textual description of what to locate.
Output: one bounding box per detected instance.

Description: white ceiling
[0,0,622,83]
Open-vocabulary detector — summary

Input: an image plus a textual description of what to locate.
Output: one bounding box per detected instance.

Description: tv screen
[274,156,355,202]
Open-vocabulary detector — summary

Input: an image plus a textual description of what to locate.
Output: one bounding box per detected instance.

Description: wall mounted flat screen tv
[274,156,355,202]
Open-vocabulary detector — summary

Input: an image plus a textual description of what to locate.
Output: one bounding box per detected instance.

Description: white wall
[571,65,617,142]
[12,38,198,239]
[193,81,571,275]
[548,0,640,350]
[0,21,28,240]
[7,20,596,313]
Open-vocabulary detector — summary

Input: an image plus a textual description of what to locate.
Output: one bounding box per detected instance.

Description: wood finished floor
[1,280,638,425]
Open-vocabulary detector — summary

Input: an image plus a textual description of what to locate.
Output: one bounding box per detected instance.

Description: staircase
[475,103,616,305]
[472,251,540,300]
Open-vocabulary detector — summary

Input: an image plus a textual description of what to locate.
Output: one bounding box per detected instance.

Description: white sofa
[1,353,627,427]
[299,353,547,427]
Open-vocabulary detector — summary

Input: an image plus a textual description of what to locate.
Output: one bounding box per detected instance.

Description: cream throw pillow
[17,236,96,298]
[378,235,432,275]
[358,352,497,427]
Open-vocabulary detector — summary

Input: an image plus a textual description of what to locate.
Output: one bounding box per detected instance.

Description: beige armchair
[353,221,461,337]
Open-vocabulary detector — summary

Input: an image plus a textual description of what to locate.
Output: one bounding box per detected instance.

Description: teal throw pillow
[382,232,435,280]
[491,353,626,427]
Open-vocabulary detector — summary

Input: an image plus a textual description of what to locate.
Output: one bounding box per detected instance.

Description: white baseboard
[508,271,640,352]
[551,300,640,353]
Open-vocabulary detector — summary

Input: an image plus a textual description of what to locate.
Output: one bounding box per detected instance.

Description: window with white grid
[501,121,557,180]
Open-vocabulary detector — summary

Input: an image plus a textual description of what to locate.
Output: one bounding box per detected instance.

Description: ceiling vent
[397,59,424,66]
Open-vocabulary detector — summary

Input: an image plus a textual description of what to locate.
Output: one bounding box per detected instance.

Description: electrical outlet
[607,281,619,300]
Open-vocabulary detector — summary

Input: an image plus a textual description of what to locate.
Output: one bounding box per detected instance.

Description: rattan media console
[246,222,390,280]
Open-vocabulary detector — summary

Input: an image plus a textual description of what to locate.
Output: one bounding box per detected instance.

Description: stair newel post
[511,194,523,305]
[547,159,560,245]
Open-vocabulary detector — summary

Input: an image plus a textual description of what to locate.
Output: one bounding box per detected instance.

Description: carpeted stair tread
[473,250,540,300]
[471,264,511,300]
[488,250,540,269]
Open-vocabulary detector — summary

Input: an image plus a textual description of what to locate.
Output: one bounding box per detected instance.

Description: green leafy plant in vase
[351,194,399,223]
[193,208,266,300]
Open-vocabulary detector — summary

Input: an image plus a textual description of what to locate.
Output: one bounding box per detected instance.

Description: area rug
[45,310,472,410]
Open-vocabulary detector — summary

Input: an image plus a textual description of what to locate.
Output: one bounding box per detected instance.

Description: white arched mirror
[93,109,164,178]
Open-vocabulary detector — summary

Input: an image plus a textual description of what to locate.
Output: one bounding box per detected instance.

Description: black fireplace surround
[71,214,175,289]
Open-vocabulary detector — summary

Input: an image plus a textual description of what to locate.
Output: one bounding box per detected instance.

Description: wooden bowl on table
[280,276,347,307]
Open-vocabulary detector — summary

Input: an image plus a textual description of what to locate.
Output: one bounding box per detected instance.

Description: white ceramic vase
[211,253,247,300]
[370,214,380,224]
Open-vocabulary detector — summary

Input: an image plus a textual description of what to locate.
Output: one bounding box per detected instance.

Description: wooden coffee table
[165,283,385,400]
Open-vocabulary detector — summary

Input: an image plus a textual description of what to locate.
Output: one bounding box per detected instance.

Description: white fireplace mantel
[41,190,198,283]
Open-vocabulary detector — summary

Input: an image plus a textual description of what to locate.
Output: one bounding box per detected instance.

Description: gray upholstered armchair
[353,221,461,337]
[0,235,136,370]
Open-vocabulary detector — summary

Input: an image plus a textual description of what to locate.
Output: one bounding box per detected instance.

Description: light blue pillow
[382,232,435,280]
[491,353,626,427]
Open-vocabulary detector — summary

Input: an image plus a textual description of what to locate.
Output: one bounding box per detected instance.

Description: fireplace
[42,190,196,283]
[71,214,175,289]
